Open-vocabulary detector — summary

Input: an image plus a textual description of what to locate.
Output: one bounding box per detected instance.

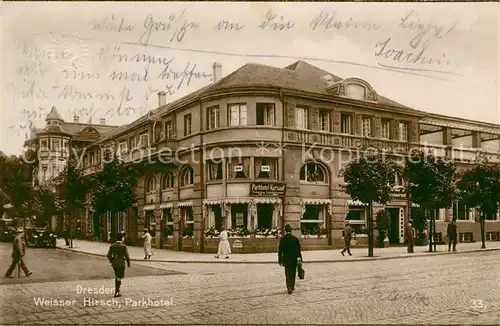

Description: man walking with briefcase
[278,224,303,294]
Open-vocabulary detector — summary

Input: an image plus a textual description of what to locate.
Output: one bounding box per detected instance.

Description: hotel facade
[26,61,500,252]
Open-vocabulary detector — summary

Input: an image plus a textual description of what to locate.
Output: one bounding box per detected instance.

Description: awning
[223,197,253,204]
[303,198,332,205]
[346,200,368,206]
[159,203,173,209]
[203,199,222,205]
[411,203,420,207]
[177,201,193,207]
[254,197,282,204]
[143,205,155,211]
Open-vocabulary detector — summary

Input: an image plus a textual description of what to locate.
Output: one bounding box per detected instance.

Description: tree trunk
[368,202,374,257]
[433,208,437,252]
[480,213,486,249]
[428,208,433,252]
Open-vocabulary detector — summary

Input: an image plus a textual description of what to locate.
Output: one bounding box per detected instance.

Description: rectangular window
[319,110,330,131]
[296,106,308,129]
[40,139,48,149]
[229,103,247,126]
[256,103,275,126]
[208,161,223,180]
[42,165,48,179]
[381,119,390,139]
[255,157,278,179]
[162,208,173,225]
[51,139,61,151]
[453,201,471,220]
[131,135,140,149]
[118,142,128,154]
[361,117,372,137]
[300,205,325,235]
[228,157,249,179]
[165,121,173,139]
[207,106,220,130]
[398,122,408,141]
[139,133,149,147]
[340,113,352,134]
[231,204,248,229]
[184,114,192,136]
[347,205,367,235]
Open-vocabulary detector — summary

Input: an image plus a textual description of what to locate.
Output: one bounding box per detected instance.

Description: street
[0,243,499,324]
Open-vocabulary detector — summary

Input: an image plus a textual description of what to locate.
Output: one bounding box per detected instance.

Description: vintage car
[0,219,16,242]
[24,227,58,248]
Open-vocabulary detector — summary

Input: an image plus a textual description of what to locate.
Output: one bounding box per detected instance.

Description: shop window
[300,162,327,183]
[255,157,278,179]
[180,166,194,186]
[208,161,223,180]
[231,204,248,229]
[228,157,249,179]
[182,206,194,235]
[213,205,223,230]
[162,171,175,190]
[346,205,366,235]
[162,208,173,224]
[301,205,325,234]
[144,210,154,230]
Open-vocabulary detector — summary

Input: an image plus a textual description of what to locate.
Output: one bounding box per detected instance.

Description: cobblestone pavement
[0,243,184,285]
[1,249,499,324]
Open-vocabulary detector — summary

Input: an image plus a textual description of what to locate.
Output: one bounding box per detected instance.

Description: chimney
[73,115,79,123]
[100,118,106,125]
[212,62,222,83]
[158,91,166,107]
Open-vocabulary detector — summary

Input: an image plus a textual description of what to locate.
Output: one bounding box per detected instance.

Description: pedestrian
[214,226,231,259]
[63,226,70,247]
[278,224,303,294]
[341,221,352,256]
[141,228,153,259]
[107,232,130,298]
[447,220,457,252]
[406,221,415,253]
[5,228,32,278]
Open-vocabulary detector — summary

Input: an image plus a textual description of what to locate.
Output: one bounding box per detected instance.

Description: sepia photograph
[0,1,499,324]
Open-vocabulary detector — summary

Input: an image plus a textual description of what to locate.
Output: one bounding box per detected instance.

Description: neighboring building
[29,61,500,251]
[24,107,119,231]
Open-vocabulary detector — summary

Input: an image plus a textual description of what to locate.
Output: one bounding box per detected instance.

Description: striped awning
[303,198,332,205]
[254,197,282,204]
[203,199,222,205]
[143,205,155,211]
[177,201,193,207]
[223,197,253,204]
[159,203,173,209]
[346,200,368,206]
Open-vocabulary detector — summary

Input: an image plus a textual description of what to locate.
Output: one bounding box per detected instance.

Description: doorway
[386,208,400,244]
[257,204,274,229]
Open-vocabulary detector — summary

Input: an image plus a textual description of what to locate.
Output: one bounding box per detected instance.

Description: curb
[55,246,500,264]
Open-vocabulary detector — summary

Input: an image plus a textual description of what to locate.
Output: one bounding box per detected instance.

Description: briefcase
[298,265,305,280]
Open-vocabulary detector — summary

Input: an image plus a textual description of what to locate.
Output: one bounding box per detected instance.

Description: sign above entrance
[250,182,286,197]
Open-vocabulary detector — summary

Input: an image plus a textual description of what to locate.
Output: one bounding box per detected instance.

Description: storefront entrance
[387,208,400,244]
[257,204,274,229]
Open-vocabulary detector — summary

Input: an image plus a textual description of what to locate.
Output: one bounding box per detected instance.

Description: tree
[457,157,500,249]
[341,150,397,257]
[0,153,37,222]
[32,183,62,227]
[54,153,89,247]
[375,209,390,248]
[403,150,456,252]
[89,151,138,242]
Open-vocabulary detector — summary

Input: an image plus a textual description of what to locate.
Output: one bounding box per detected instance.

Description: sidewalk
[56,239,500,264]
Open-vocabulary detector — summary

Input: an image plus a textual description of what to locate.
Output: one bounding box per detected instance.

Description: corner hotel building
[27,61,500,252]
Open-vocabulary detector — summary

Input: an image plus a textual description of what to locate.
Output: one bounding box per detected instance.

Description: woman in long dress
[141,228,153,259]
[215,226,231,259]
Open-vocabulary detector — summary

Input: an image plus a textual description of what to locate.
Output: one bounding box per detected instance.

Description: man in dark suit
[107,232,131,297]
[447,220,457,252]
[5,228,32,278]
[341,221,353,256]
[406,221,415,253]
[278,224,302,294]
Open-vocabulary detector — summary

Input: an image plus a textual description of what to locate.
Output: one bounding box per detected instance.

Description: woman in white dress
[141,228,153,259]
[215,226,231,259]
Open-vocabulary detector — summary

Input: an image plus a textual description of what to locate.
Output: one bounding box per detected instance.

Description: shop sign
[235,213,244,226]
[250,182,286,196]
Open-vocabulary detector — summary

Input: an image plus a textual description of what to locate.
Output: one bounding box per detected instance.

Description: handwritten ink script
[371,275,430,306]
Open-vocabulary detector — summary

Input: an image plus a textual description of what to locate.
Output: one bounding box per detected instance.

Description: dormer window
[326,78,378,102]
[345,84,366,101]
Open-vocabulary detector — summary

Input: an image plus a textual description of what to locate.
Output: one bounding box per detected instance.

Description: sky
[1,2,499,155]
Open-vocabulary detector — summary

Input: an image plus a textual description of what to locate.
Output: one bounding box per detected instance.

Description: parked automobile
[0,219,16,242]
[24,227,58,248]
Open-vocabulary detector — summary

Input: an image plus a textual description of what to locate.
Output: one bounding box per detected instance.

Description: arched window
[162,171,175,190]
[146,176,156,193]
[180,166,194,186]
[300,162,327,183]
